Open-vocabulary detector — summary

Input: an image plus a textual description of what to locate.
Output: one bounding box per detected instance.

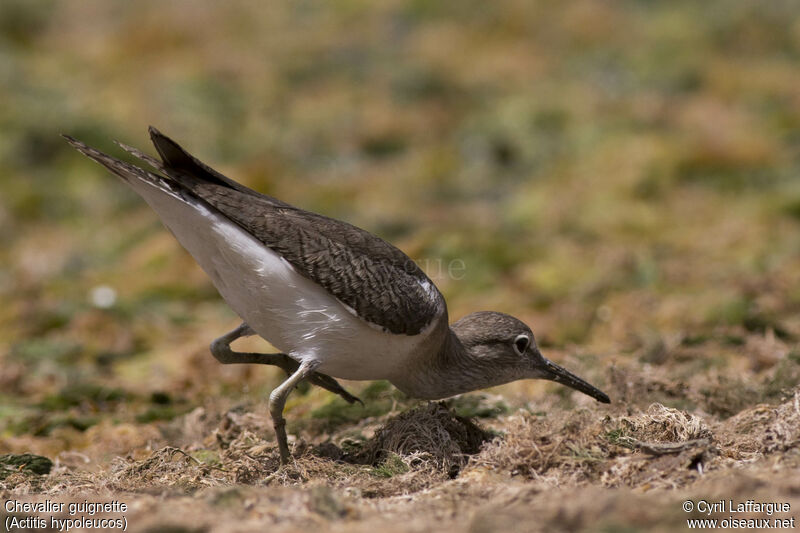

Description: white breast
[128,178,441,380]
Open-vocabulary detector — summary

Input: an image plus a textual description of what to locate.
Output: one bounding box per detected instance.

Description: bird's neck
[389,328,497,400]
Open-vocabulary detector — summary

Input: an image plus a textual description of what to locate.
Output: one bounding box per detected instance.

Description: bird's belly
[204,226,434,380]
[133,184,432,381]
[306,321,430,380]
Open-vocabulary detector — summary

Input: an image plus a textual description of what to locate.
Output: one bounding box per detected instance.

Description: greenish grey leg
[209,323,362,404]
[269,360,319,464]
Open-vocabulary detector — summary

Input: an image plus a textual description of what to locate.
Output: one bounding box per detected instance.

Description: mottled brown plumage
[64,127,610,465]
[123,127,443,336]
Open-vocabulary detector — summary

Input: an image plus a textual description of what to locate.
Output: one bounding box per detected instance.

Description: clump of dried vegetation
[3,386,799,531]
[90,402,494,497]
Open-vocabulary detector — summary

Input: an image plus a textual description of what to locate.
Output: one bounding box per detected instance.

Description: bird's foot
[272,418,292,465]
[307,372,364,406]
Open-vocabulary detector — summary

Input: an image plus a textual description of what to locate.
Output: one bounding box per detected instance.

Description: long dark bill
[542,358,610,403]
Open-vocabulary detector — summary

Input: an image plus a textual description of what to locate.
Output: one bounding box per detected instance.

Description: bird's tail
[62,134,187,203]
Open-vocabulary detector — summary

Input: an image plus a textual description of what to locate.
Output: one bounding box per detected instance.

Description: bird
[64,127,610,464]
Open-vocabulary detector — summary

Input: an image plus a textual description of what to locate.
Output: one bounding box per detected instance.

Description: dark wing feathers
[148,126,272,199]
[66,129,444,335]
[195,185,442,334]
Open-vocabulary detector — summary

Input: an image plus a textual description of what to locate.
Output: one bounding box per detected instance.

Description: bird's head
[450,311,610,403]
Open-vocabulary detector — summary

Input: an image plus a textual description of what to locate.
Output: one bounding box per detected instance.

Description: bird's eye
[513,334,529,355]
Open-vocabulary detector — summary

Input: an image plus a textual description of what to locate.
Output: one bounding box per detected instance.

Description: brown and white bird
[65,128,610,463]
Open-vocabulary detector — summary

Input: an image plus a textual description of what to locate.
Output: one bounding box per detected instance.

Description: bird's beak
[532,351,610,403]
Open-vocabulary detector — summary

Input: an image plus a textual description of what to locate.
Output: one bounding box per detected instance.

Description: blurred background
[1,0,799,455]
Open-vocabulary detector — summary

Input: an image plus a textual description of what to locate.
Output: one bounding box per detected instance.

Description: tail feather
[146,126,259,196]
[114,140,164,174]
[65,127,291,213]
[62,134,192,205]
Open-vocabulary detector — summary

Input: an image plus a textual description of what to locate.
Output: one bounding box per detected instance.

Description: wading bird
[65,128,610,464]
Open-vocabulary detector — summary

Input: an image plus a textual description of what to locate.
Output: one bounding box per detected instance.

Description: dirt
[2,376,798,532]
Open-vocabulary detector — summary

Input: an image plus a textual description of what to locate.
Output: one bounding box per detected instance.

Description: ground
[1,1,800,531]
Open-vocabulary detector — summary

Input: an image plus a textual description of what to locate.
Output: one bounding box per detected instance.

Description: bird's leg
[305,373,363,405]
[270,360,319,464]
[209,323,361,404]
[210,323,298,369]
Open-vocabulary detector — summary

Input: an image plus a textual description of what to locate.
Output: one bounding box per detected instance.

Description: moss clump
[0,454,53,479]
[136,406,186,423]
[40,383,128,411]
[446,394,511,419]
[372,453,410,478]
[309,381,409,430]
